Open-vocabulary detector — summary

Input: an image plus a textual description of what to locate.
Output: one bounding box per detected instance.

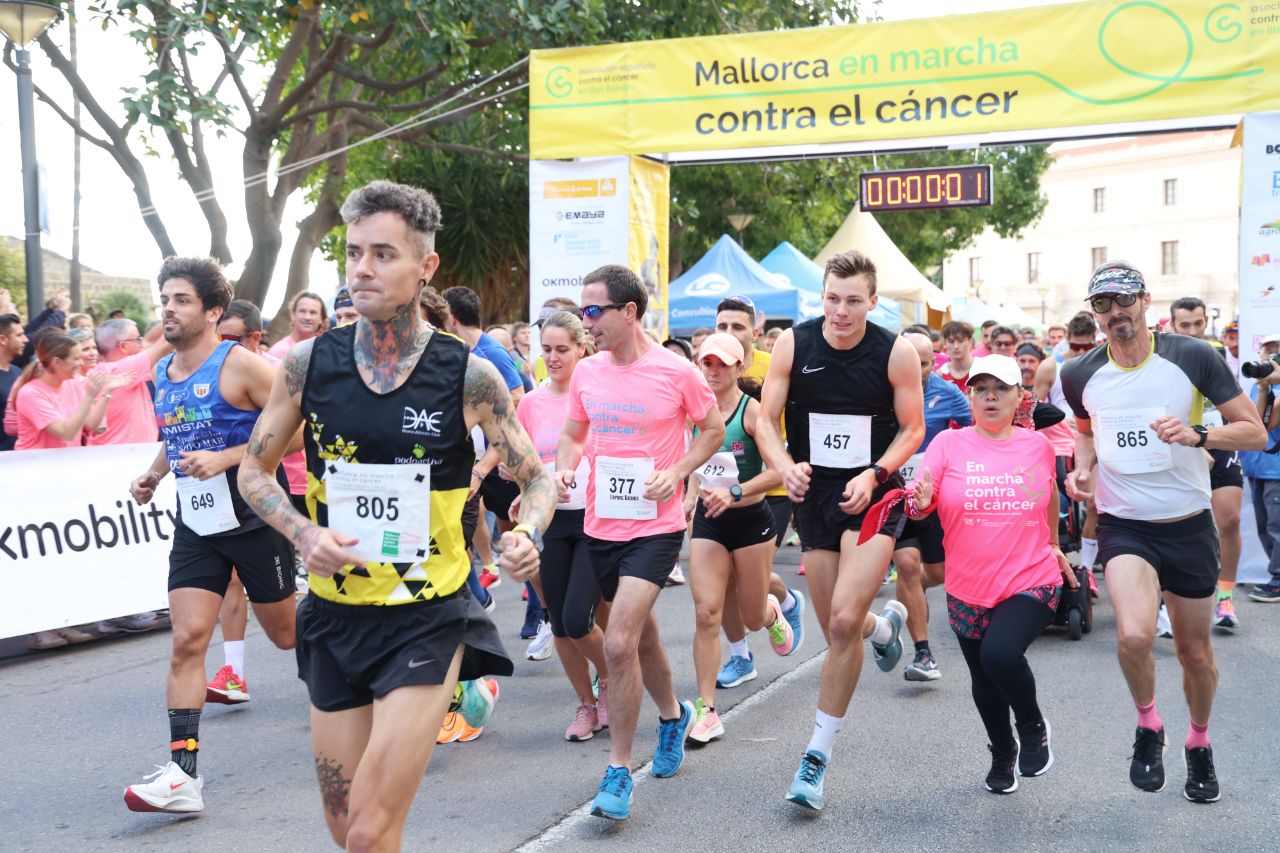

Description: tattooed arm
[237,338,363,577]
[463,355,555,582]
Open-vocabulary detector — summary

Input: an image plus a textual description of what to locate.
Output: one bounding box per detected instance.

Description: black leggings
[955,594,1054,750]
[540,510,599,639]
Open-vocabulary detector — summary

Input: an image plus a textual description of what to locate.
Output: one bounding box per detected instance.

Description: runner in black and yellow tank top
[237,181,555,850]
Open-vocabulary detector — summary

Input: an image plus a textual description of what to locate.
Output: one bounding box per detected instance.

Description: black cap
[1086,262,1145,300]
[333,287,354,310]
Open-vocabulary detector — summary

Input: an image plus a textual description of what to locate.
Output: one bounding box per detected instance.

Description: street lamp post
[1036,285,1051,324]
[0,1,62,315]
[726,212,755,247]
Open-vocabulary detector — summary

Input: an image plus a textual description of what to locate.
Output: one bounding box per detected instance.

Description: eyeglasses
[1088,292,1141,314]
[1068,341,1097,352]
[578,303,627,320]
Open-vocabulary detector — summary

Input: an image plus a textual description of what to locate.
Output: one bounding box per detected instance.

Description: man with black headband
[332,287,359,327]
[1062,260,1266,805]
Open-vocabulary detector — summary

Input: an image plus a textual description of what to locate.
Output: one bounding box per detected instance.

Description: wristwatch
[1192,425,1209,448]
[870,464,891,484]
[512,523,544,552]
[729,484,744,502]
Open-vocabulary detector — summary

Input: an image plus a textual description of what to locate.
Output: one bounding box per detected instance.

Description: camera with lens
[1243,353,1280,380]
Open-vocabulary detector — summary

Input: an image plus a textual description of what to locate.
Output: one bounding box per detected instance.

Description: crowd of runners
[8,178,1269,848]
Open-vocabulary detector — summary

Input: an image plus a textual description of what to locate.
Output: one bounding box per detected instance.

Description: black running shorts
[792,474,904,553]
[1208,449,1244,491]
[692,500,775,552]
[168,522,295,603]
[1097,511,1220,599]
[766,494,794,548]
[295,587,514,712]
[586,530,684,601]
[893,512,945,565]
[478,470,520,521]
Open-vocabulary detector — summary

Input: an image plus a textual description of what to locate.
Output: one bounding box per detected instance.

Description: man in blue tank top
[122,257,298,815]
[756,249,925,811]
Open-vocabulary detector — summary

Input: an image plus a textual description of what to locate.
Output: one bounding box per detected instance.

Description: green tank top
[720,393,763,483]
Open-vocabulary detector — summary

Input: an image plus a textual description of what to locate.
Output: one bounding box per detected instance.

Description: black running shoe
[984,740,1019,794]
[1017,719,1053,777]
[1130,727,1167,792]
[1184,746,1221,803]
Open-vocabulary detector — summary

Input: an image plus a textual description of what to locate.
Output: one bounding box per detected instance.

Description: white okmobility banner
[528,157,631,321]
[0,443,177,638]
[1239,112,1280,364]
[1237,111,1280,585]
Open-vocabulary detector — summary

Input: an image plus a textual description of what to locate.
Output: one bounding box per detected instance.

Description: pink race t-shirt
[266,334,302,361]
[567,343,715,541]
[262,344,307,495]
[14,376,89,450]
[517,385,570,465]
[922,427,1061,608]
[88,351,158,446]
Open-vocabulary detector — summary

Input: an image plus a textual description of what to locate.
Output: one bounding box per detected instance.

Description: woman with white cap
[900,354,1077,794]
[684,332,798,744]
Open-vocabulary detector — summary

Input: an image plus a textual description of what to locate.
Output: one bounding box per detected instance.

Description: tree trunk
[233,127,284,307]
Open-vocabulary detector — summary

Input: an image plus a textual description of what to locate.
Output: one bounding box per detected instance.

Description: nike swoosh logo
[169,782,186,791]
[801,365,825,374]
[408,658,434,669]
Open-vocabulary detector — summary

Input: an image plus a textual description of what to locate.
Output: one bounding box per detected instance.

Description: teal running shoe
[872,600,907,673]
[652,700,694,778]
[786,750,828,810]
[458,678,499,728]
[590,765,633,820]
[782,588,806,656]
[716,653,757,689]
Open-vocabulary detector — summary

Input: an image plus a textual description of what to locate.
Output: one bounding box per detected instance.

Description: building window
[1163,178,1178,206]
[1091,247,1107,271]
[1027,252,1040,284]
[1162,241,1179,275]
[969,257,982,288]
[1093,187,1106,213]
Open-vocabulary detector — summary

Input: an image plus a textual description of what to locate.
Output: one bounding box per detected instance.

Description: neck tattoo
[355,303,428,393]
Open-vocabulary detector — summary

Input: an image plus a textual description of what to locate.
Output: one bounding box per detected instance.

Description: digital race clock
[859,164,993,212]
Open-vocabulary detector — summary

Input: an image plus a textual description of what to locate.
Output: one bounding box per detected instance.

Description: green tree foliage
[0,244,26,319]
[89,289,153,331]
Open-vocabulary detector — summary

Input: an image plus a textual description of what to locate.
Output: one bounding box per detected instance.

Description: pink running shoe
[565,702,602,741]
[765,594,796,656]
[687,698,724,743]
[596,678,609,728]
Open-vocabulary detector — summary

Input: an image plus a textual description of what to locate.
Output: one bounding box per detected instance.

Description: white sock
[869,614,893,646]
[806,710,843,758]
[1080,537,1098,569]
[224,640,245,677]
[729,638,751,659]
[780,589,798,612]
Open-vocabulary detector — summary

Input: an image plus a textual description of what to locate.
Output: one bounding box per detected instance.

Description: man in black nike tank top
[757,250,925,812]
[237,181,556,850]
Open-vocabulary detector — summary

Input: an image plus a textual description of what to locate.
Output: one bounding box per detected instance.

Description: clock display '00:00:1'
[859,164,993,212]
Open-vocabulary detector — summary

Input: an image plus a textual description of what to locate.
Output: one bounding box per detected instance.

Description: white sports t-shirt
[1061,333,1242,521]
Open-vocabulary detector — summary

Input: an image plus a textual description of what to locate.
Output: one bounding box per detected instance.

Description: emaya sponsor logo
[402,407,443,437]
[683,272,731,297]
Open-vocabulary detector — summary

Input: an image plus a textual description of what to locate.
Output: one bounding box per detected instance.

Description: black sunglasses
[579,303,627,320]
[1089,292,1141,314]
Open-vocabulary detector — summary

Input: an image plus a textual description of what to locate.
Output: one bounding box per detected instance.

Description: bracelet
[472,468,485,480]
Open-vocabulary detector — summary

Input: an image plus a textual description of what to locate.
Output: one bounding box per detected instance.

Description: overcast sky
[0,0,1062,314]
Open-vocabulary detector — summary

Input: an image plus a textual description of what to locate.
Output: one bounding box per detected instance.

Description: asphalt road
[3,543,1279,852]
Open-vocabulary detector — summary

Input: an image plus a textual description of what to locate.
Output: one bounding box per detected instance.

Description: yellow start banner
[530,0,1280,158]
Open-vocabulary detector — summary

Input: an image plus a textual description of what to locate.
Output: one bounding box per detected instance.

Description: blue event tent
[668,235,803,334]
[758,241,902,329]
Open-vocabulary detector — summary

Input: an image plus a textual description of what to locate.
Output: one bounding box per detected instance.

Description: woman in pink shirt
[909,355,1077,795]
[514,310,611,742]
[10,329,127,450]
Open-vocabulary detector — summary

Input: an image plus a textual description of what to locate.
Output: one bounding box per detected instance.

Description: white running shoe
[526,620,554,661]
[1156,603,1173,639]
[667,563,686,585]
[123,762,204,813]
[98,613,160,634]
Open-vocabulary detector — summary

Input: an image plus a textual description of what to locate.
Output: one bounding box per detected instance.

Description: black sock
[914,640,931,654]
[169,708,201,776]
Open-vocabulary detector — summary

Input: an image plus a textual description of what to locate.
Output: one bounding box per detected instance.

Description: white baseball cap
[966,354,1023,388]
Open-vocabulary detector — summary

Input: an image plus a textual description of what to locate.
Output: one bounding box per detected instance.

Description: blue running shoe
[872,600,907,673]
[652,700,694,778]
[590,765,633,820]
[782,588,806,656]
[786,750,828,810]
[716,653,757,689]
[458,678,499,728]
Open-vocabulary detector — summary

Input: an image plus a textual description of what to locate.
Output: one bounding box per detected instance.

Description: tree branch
[211,29,256,115]
[329,60,448,93]
[260,5,320,115]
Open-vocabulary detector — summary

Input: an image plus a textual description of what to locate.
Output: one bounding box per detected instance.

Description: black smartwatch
[870,464,891,484]
[729,484,744,502]
[1192,425,1209,448]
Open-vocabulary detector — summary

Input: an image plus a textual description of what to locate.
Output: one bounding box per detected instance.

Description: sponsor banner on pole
[627,155,671,340]
[531,0,1279,158]
[0,443,177,638]
[528,157,631,320]
[1239,112,1280,363]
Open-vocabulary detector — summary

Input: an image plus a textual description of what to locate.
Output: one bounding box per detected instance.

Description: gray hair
[96,318,137,354]
[340,180,443,257]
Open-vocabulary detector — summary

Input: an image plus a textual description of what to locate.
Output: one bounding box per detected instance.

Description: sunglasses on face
[1068,341,1097,352]
[578,303,627,320]
[219,333,245,344]
[1088,292,1141,314]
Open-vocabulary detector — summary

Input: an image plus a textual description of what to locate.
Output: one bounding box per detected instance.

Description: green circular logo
[546,65,573,99]
[1205,3,1242,43]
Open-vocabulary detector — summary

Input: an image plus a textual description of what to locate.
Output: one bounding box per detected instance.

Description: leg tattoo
[314,756,352,819]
